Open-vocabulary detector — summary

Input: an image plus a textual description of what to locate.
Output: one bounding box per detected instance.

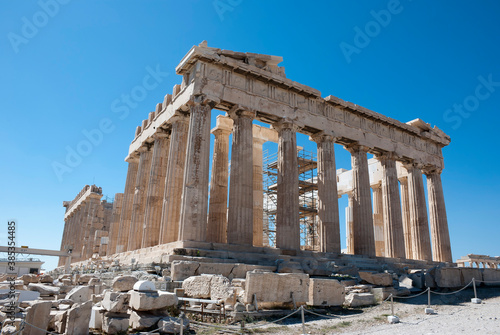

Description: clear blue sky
[1,1,499,271]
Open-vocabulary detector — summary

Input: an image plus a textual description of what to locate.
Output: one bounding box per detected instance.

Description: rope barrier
[391,287,430,299]
[430,281,472,295]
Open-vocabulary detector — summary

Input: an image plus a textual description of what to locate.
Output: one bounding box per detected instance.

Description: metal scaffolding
[262,148,319,250]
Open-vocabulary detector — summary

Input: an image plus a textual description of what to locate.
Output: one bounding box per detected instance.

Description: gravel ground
[217,287,500,335]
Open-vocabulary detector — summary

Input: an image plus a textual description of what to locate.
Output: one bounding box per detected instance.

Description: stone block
[243,271,309,307]
[112,275,138,292]
[460,268,482,285]
[129,311,162,331]
[102,291,130,313]
[27,283,60,295]
[231,264,276,279]
[359,271,393,287]
[77,274,95,284]
[308,278,345,306]
[20,274,38,285]
[24,300,52,335]
[133,280,156,292]
[425,267,437,288]
[65,286,91,303]
[277,261,304,273]
[408,272,425,289]
[171,261,200,281]
[482,268,500,286]
[38,274,53,284]
[371,287,398,302]
[210,275,233,302]
[53,310,67,333]
[182,275,212,299]
[435,267,462,288]
[158,316,189,334]
[65,301,92,335]
[129,290,177,311]
[102,313,129,334]
[197,263,235,277]
[89,306,104,329]
[344,293,375,307]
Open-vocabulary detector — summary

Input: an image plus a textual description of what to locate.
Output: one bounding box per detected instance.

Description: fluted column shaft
[379,156,405,258]
[128,145,153,251]
[425,170,452,262]
[74,201,90,262]
[276,122,300,250]
[142,133,170,248]
[179,102,212,242]
[346,193,354,254]
[346,144,375,256]
[116,159,139,253]
[207,128,231,243]
[312,134,341,253]
[227,110,255,245]
[252,138,266,247]
[399,177,413,259]
[372,185,385,257]
[108,193,123,255]
[406,164,432,261]
[84,196,101,259]
[160,114,189,243]
[58,216,71,266]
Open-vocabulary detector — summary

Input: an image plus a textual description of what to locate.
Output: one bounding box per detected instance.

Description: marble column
[227,110,255,245]
[116,158,139,253]
[178,101,213,242]
[74,200,90,262]
[58,216,71,266]
[159,113,189,243]
[379,155,406,258]
[405,163,432,261]
[108,193,123,255]
[399,177,413,259]
[346,193,354,254]
[142,131,170,248]
[207,126,231,243]
[252,138,266,247]
[128,145,153,251]
[275,121,300,250]
[372,184,385,257]
[345,144,375,256]
[425,168,452,262]
[312,133,340,253]
[84,195,101,259]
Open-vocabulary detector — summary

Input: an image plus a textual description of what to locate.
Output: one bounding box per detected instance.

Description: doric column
[58,216,71,267]
[378,154,405,258]
[399,177,413,259]
[141,131,170,248]
[345,144,375,256]
[252,137,266,247]
[128,144,153,251]
[311,133,340,253]
[346,193,354,254]
[108,193,123,255]
[275,121,300,250]
[207,124,231,243]
[372,184,385,257]
[227,109,255,245]
[116,158,139,253]
[178,100,214,242]
[84,195,102,259]
[424,168,452,262]
[74,200,90,262]
[405,163,432,261]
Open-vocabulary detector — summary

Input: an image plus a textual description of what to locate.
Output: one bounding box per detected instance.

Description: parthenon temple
[59,42,453,269]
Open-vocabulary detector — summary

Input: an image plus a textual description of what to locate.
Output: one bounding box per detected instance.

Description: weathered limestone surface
[65,301,92,335]
[275,122,300,250]
[28,283,60,295]
[244,271,309,306]
[207,117,231,243]
[344,293,375,307]
[24,301,52,335]
[116,160,139,254]
[129,290,177,311]
[178,102,213,242]
[65,286,90,303]
[128,145,153,251]
[129,311,162,331]
[312,134,341,253]
[142,132,170,248]
[435,267,462,288]
[159,114,189,243]
[347,144,375,256]
[112,275,138,292]
[227,109,255,246]
[359,271,393,287]
[308,278,345,306]
[102,291,130,313]
[406,164,432,261]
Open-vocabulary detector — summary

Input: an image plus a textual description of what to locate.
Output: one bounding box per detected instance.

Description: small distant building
[0,257,44,275]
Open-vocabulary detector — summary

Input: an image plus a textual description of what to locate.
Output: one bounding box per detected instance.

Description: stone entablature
[64,184,103,219]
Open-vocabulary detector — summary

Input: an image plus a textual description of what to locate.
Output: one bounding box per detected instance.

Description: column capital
[152,128,171,140]
[344,142,370,154]
[212,127,232,137]
[188,94,219,108]
[137,143,153,153]
[253,137,266,145]
[272,118,300,132]
[375,151,399,162]
[227,105,256,120]
[168,111,190,125]
[310,131,337,144]
[125,154,140,163]
[422,165,443,176]
[402,160,425,171]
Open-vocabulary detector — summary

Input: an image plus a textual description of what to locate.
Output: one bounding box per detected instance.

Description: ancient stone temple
[60,42,453,267]
[58,185,113,266]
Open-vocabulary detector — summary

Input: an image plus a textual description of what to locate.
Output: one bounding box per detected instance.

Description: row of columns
[109,99,451,264]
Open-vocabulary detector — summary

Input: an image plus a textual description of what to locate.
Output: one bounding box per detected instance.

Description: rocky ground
[192,287,500,334]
